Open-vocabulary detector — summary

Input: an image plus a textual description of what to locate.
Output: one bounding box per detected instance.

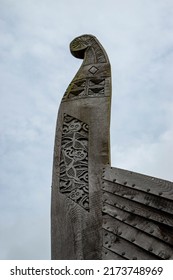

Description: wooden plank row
[102,214,173,259]
[102,202,173,246]
[102,191,173,227]
[102,228,159,260]
[103,166,173,201]
[102,179,173,215]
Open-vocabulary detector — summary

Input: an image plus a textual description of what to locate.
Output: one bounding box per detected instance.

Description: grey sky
[1,0,173,259]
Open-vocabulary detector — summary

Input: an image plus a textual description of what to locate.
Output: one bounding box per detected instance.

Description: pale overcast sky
[1,0,173,259]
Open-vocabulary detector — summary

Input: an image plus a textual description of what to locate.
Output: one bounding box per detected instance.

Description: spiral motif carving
[70,34,107,63]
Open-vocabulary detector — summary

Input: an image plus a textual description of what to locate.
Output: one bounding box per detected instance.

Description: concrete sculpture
[51,34,173,259]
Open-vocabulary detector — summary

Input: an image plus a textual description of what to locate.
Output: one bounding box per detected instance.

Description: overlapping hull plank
[102,166,173,259]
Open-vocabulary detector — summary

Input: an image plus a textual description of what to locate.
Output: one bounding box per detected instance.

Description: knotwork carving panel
[60,114,89,211]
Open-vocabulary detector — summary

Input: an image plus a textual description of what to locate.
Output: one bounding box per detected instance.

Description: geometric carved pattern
[89,66,98,74]
[60,114,89,211]
[63,78,105,100]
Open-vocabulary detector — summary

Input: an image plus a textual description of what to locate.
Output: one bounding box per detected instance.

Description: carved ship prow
[51,34,173,260]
